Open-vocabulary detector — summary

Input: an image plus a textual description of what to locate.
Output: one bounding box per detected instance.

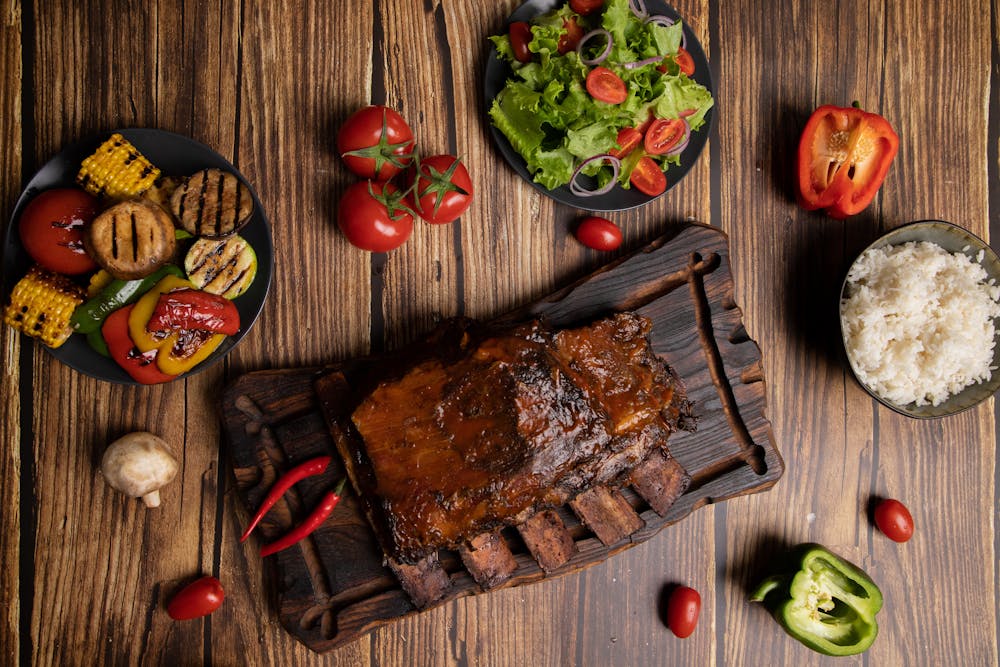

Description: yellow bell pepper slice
[128,274,227,375]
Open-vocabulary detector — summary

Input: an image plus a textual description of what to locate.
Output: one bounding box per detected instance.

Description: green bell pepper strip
[85,329,110,357]
[70,265,185,334]
[750,543,883,656]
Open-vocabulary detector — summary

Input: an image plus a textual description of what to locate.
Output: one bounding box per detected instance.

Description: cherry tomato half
[338,181,414,252]
[874,498,914,543]
[609,127,643,159]
[510,21,533,63]
[675,47,695,76]
[644,118,687,155]
[585,66,627,104]
[337,105,415,180]
[405,155,474,224]
[558,17,584,55]
[167,576,225,621]
[570,0,604,14]
[629,156,667,196]
[18,188,99,275]
[666,586,701,638]
[574,216,622,251]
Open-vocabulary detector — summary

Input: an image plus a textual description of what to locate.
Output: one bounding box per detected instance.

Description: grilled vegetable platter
[484,0,715,211]
[1,129,273,384]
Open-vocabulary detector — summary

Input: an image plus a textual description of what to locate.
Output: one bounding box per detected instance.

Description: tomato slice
[609,127,642,158]
[510,21,532,63]
[675,47,695,76]
[569,0,604,14]
[644,118,686,155]
[585,66,627,104]
[558,17,584,54]
[629,156,667,196]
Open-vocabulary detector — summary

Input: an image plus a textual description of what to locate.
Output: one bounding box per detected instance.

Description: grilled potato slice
[184,235,258,299]
[84,201,177,280]
[170,168,254,238]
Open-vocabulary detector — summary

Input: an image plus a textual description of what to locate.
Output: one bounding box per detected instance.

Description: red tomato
[574,217,622,251]
[666,586,701,638]
[558,17,584,54]
[337,106,415,180]
[874,498,914,543]
[570,0,604,14]
[510,21,533,63]
[585,66,627,104]
[629,156,667,196]
[675,47,695,76]
[609,127,642,158]
[18,188,99,275]
[338,181,414,252]
[167,576,225,621]
[405,155,474,224]
[644,118,687,155]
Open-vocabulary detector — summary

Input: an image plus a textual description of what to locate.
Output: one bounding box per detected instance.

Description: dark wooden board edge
[219,222,784,653]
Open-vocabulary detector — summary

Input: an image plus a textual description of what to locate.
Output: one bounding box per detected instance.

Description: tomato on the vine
[510,21,533,63]
[167,576,225,621]
[629,156,667,196]
[666,586,701,638]
[874,498,914,543]
[644,118,687,155]
[338,181,414,252]
[18,188,99,275]
[574,217,622,251]
[405,155,473,224]
[586,66,627,104]
[337,106,415,180]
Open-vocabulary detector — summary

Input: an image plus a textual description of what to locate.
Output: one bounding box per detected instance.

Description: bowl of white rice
[840,220,1000,418]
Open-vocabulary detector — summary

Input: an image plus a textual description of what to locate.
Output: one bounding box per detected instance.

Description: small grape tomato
[574,216,622,251]
[585,66,627,104]
[874,498,914,543]
[666,586,701,638]
[629,156,667,196]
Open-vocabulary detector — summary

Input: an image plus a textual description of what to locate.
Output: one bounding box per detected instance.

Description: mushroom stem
[141,490,162,508]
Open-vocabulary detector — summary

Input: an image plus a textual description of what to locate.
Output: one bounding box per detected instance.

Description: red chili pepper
[239,455,332,543]
[145,288,241,336]
[260,478,347,557]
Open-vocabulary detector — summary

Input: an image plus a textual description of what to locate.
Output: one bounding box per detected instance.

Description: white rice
[841,240,1000,407]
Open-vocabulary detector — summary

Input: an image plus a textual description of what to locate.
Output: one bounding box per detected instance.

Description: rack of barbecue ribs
[321,311,696,608]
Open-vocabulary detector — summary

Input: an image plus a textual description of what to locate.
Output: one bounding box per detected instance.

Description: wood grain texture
[0,0,997,665]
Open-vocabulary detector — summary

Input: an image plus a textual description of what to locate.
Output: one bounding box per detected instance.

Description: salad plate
[1,128,274,385]
[483,0,715,212]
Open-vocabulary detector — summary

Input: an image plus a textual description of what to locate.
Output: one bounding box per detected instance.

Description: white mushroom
[100,432,179,508]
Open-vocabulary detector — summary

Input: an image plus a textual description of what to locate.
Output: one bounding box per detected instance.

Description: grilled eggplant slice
[170,168,254,238]
[84,200,177,280]
[184,235,257,299]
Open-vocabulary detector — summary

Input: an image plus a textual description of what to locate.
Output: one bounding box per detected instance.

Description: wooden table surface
[2,1,997,665]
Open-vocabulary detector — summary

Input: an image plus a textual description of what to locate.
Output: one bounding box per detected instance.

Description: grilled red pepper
[239,455,333,542]
[260,478,347,557]
[146,288,240,336]
[102,305,176,385]
[796,103,899,219]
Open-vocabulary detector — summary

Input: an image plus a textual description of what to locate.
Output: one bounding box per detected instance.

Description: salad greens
[489,0,714,192]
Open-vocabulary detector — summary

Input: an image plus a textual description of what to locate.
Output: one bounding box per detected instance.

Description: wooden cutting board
[220,222,783,653]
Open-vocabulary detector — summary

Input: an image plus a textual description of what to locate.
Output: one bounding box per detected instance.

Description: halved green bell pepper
[750,543,883,656]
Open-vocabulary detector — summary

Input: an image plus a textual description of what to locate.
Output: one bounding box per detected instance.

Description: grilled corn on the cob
[77,133,160,199]
[4,267,85,348]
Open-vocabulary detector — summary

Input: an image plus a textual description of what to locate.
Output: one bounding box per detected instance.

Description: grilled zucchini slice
[184,235,257,299]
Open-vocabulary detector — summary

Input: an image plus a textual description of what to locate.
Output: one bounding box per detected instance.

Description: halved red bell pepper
[146,289,240,336]
[796,104,899,219]
[102,305,176,385]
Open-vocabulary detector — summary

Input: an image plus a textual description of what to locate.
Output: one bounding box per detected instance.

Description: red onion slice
[665,119,691,156]
[569,154,622,197]
[629,0,647,18]
[577,29,613,66]
[623,55,663,69]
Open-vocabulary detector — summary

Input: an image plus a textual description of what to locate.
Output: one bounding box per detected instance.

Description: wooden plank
[0,1,22,663]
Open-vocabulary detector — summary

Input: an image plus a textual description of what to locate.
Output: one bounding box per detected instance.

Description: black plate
[483,0,715,212]
[1,128,273,385]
